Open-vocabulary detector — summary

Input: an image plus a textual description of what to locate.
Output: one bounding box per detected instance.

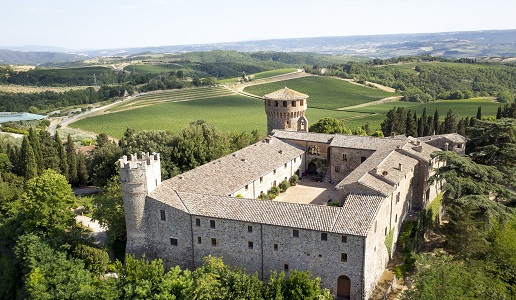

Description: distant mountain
[0,49,87,65]
[1,29,516,65]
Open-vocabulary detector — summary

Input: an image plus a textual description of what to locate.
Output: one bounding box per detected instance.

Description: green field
[32,66,113,77]
[218,68,298,84]
[123,64,182,74]
[244,76,397,110]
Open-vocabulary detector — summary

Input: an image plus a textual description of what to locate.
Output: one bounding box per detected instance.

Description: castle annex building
[119,88,464,299]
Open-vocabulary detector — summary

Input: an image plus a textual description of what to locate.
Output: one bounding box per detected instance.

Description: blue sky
[2,0,516,50]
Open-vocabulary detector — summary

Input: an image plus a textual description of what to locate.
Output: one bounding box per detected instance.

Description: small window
[170,238,177,246]
[342,235,347,243]
[273,169,276,175]
[283,101,287,107]
[385,227,388,236]
[294,158,297,163]
[196,218,201,227]
[343,154,347,161]
[396,192,400,203]
[197,236,202,244]
[275,101,278,107]
[300,100,304,106]
[335,166,340,172]
[395,214,398,223]
[341,253,348,262]
[248,225,253,233]
[321,233,328,241]
[274,244,278,251]
[160,210,166,221]
[292,101,296,107]
[260,177,263,183]
[211,238,217,247]
[245,185,248,191]
[248,241,254,249]
[361,156,367,163]
[284,264,289,271]
[284,163,287,168]
[374,220,377,233]
[293,229,299,238]
[210,220,216,229]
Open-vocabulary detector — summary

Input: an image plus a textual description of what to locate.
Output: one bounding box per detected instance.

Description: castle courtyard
[274,179,339,205]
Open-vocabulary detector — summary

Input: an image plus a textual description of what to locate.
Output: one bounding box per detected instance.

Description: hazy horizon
[3,0,516,50]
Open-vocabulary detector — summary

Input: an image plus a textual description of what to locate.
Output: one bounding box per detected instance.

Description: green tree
[310,117,351,134]
[77,152,89,186]
[406,110,417,137]
[38,130,59,172]
[497,90,514,103]
[477,106,482,120]
[54,132,69,181]
[467,118,516,168]
[20,136,38,180]
[433,108,440,134]
[65,134,78,186]
[443,109,458,134]
[92,176,126,243]
[17,169,75,233]
[89,135,122,187]
[28,127,43,175]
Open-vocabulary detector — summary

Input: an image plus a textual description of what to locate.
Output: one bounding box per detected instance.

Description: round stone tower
[264,87,309,134]
[118,152,161,256]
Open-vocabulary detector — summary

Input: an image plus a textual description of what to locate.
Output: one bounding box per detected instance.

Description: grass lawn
[244,76,397,110]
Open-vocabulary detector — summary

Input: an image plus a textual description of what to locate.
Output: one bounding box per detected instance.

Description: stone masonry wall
[330,148,376,183]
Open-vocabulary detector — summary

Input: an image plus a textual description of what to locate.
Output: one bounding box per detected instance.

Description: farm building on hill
[119,88,453,299]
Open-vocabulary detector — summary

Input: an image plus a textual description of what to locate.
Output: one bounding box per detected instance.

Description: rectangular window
[342,235,347,243]
[321,233,328,241]
[273,169,276,175]
[284,163,287,168]
[197,236,202,244]
[196,218,201,227]
[292,101,296,107]
[283,101,287,107]
[300,100,304,106]
[335,166,340,172]
[395,214,398,223]
[160,210,166,221]
[396,192,400,203]
[361,156,367,163]
[341,253,348,262]
[294,158,297,163]
[245,185,248,191]
[211,238,217,247]
[284,264,289,271]
[374,220,377,233]
[210,220,216,229]
[248,241,254,249]
[385,227,388,236]
[343,154,347,161]
[293,229,299,238]
[170,238,177,246]
[248,225,253,233]
[260,177,263,183]
[274,244,278,251]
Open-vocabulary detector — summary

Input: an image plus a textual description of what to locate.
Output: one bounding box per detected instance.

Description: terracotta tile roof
[334,194,385,236]
[162,137,305,196]
[263,87,309,100]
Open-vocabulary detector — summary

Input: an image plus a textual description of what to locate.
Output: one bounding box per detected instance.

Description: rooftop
[263,87,309,100]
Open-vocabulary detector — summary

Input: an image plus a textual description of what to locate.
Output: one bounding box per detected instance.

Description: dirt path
[336,96,402,111]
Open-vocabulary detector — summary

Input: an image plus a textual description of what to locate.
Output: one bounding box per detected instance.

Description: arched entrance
[307,162,317,175]
[337,275,351,298]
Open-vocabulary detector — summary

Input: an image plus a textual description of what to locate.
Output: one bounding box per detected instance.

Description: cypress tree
[476,106,482,120]
[55,132,69,180]
[421,107,428,136]
[77,152,89,186]
[28,127,43,174]
[433,108,440,134]
[39,130,59,172]
[444,109,459,134]
[417,117,423,137]
[496,106,502,119]
[20,136,38,180]
[406,110,417,137]
[65,134,78,186]
[457,118,466,136]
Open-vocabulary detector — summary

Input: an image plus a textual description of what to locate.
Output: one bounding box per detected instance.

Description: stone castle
[119,88,466,299]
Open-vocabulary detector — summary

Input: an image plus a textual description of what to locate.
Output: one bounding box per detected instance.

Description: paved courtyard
[274,179,340,205]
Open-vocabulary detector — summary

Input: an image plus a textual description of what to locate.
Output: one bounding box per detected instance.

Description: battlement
[119,152,161,170]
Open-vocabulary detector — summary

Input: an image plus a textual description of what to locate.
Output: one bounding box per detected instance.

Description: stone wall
[330,148,376,183]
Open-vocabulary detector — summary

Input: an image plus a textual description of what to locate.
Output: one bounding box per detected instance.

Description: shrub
[258,192,269,200]
[268,186,281,199]
[278,180,290,192]
[289,174,299,186]
[72,244,110,275]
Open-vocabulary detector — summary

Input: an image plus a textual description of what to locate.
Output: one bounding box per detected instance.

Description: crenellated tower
[119,152,161,256]
[264,87,309,134]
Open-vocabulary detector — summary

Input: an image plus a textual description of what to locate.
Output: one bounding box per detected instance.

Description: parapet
[119,152,161,170]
